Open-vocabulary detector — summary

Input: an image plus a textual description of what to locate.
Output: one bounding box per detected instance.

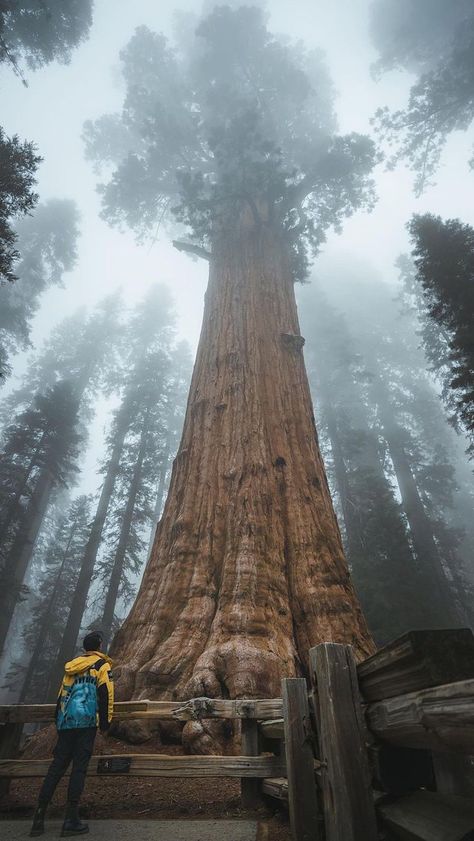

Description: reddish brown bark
[111,209,373,748]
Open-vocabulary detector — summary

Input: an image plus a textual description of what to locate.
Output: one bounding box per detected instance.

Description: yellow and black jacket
[56,651,114,731]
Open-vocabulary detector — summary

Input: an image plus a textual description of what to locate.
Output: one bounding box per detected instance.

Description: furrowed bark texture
[111,212,373,745]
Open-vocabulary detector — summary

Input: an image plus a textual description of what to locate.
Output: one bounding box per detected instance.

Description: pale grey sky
[2,0,473,493]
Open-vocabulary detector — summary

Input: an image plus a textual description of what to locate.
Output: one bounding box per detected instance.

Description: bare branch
[173,240,211,261]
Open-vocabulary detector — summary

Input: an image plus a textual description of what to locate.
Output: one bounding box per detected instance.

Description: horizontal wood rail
[366,678,474,753]
[0,753,285,778]
[0,696,283,724]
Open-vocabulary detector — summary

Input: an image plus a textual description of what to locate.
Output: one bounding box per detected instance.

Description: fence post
[240,717,261,809]
[0,723,23,798]
[310,643,378,841]
[282,677,321,841]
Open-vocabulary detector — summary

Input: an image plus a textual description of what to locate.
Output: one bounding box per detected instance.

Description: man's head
[83,631,103,652]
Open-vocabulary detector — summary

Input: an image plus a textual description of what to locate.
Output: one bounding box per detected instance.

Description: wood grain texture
[366,678,474,752]
[377,791,474,841]
[0,753,285,778]
[109,211,373,750]
[311,643,378,841]
[282,678,321,841]
[358,629,474,702]
[241,719,261,808]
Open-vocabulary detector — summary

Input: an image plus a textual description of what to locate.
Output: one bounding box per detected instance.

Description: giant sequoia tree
[85,6,376,746]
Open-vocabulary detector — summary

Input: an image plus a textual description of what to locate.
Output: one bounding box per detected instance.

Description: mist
[0,0,473,778]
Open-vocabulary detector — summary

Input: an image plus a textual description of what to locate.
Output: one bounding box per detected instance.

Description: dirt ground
[0,729,291,840]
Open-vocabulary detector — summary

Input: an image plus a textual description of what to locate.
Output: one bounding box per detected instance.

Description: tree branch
[173,240,211,261]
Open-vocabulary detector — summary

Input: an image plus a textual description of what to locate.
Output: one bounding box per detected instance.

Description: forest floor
[0,730,291,840]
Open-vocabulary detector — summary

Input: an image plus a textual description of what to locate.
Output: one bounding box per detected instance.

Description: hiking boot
[60,803,89,837]
[29,802,47,837]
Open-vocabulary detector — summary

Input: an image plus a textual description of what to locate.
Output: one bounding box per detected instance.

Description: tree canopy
[0,0,93,72]
[407,214,474,455]
[370,0,474,193]
[0,128,41,286]
[84,5,376,279]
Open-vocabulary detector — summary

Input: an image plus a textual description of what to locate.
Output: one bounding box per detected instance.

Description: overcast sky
[2,0,473,493]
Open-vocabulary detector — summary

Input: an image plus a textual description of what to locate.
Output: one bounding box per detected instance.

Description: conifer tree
[0,199,80,382]
[49,287,191,691]
[85,4,376,738]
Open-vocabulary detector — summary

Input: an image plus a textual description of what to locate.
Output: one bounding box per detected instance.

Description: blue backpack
[57,663,103,730]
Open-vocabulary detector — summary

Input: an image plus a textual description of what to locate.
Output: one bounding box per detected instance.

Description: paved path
[0,820,258,840]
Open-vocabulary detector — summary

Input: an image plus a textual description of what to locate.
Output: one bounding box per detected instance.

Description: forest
[0,0,473,767]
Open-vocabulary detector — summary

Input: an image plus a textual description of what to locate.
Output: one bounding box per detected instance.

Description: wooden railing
[1,627,474,841]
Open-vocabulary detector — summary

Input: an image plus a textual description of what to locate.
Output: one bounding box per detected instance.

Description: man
[30,631,114,837]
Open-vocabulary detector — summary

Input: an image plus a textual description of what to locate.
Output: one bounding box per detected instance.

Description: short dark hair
[83,631,103,651]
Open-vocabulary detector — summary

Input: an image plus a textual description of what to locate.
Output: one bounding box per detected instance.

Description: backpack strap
[92,658,106,671]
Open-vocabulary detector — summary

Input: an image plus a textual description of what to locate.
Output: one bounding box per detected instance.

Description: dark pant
[38,727,96,805]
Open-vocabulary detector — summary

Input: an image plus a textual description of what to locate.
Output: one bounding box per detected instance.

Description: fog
[0,0,473,703]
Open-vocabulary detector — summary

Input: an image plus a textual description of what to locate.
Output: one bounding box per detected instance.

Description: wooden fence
[1,628,474,840]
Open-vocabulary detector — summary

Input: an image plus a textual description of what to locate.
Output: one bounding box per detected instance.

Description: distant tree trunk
[102,422,148,646]
[0,467,55,656]
[146,432,172,558]
[111,207,373,749]
[19,518,78,703]
[0,433,47,544]
[376,397,461,627]
[48,414,129,699]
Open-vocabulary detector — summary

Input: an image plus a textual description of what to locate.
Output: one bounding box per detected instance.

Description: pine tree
[407,214,474,456]
[301,290,424,643]
[0,199,80,383]
[0,128,41,288]
[49,286,190,691]
[0,381,82,655]
[4,495,92,703]
[0,296,123,656]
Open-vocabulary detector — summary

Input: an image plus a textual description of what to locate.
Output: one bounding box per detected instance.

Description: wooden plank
[0,697,283,724]
[377,790,474,841]
[262,777,288,800]
[358,629,474,702]
[241,719,261,809]
[282,677,320,841]
[259,719,284,740]
[432,752,474,798]
[310,643,378,841]
[0,753,285,778]
[366,678,474,753]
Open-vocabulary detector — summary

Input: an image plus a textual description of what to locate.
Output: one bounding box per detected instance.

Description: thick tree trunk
[101,422,148,646]
[0,468,55,657]
[48,413,129,699]
[111,211,373,747]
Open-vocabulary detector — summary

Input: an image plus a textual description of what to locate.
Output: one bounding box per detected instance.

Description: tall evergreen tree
[4,495,92,703]
[0,127,41,287]
[85,4,376,734]
[407,214,474,456]
[301,290,425,643]
[49,286,191,692]
[0,199,80,382]
[0,296,123,657]
[0,381,82,655]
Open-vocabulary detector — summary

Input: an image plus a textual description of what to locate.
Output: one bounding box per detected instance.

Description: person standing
[30,631,114,837]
